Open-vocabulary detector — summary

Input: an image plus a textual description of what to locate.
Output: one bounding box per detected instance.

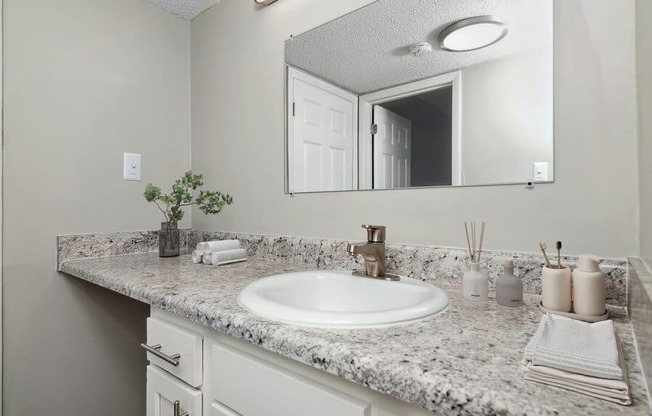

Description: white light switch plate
[532,162,549,182]
[123,153,141,181]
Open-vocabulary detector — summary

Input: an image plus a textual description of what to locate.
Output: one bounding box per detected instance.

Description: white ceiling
[285,0,553,94]
[146,0,220,20]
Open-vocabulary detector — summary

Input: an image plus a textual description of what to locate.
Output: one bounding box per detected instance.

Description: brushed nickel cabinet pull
[140,343,181,367]
[173,400,189,416]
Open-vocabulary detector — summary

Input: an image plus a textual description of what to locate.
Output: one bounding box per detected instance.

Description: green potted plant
[144,171,233,257]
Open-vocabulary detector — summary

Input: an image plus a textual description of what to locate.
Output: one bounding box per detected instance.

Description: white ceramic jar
[541,266,572,312]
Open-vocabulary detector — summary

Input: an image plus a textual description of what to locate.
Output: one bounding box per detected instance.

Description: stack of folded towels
[523,314,631,405]
[191,239,248,266]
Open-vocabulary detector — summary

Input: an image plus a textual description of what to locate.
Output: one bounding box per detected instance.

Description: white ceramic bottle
[572,255,606,316]
[496,260,523,307]
[541,265,572,312]
[463,262,488,301]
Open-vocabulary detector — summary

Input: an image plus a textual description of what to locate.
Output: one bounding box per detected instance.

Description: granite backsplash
[57,229,628,307]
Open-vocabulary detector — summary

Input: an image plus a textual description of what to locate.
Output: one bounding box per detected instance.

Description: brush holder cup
[541,265,572,312]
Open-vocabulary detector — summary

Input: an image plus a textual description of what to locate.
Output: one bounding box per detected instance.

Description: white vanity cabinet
[145,308,438,416]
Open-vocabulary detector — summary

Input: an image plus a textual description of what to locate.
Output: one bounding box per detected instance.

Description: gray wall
[2,0,191,414]
[462,48,554,185]
[190,0,639,258]
[637,0,652,266]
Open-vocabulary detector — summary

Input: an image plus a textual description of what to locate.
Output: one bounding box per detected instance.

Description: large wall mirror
[285,0,553,194]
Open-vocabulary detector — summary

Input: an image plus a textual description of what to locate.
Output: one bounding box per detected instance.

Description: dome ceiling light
[438,16,508,52]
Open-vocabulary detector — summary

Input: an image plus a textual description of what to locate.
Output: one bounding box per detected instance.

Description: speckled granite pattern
[56,229,191,270]
[59,253,649,415]
[628,258,652,404]
[194,231,629,307]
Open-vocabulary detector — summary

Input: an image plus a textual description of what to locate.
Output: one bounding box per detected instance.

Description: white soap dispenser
[572,255,606,316]
[496,260,523,307]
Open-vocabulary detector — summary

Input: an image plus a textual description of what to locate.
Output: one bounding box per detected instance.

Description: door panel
[289,68,357,192]
[373,106,412,189]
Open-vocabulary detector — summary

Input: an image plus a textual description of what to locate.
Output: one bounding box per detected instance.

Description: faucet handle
[362,224,386,243]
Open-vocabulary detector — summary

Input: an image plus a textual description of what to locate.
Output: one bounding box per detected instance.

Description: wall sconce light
[254,0,278,5]
[438,16,508,52]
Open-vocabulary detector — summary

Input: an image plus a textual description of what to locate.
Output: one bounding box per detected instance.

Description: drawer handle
[174,400,189,416]
[140,343,181,367]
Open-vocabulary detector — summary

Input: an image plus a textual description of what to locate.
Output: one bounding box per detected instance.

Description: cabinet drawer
[146,317,203,387]
[210,343,370,416]
[147,365,202,416]
[210,402,242,416]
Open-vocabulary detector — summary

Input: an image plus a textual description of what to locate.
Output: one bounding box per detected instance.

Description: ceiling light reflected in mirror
[439,16,509,52]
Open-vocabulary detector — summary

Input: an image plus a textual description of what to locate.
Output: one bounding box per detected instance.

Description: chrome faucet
[347,225,399,281]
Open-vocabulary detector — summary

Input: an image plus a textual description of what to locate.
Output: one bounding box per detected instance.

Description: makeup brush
[539,242,552,268]
[556,241,562,268]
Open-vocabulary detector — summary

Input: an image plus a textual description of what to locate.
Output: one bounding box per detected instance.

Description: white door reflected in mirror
[287,68,357,193]
[372,106,412,189]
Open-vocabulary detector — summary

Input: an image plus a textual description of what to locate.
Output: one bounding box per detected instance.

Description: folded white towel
[199,240,241,255]
[191,250,203,264]
[524,314,622,379]
[523,334,631,405]
[211,248,247,266]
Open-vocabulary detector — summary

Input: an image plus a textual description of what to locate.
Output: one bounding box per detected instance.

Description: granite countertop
[60,253,650,416]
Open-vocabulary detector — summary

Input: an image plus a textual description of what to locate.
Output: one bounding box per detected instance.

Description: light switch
[532,162,548,182]
[123,153,141,181]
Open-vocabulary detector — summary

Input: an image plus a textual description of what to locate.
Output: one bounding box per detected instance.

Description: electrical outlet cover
[123,153,141,181]
[532,162,549,182]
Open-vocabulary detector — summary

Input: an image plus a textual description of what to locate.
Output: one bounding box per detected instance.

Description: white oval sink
[238,270,449,328]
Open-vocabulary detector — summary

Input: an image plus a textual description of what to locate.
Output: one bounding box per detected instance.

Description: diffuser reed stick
[464,221,486,263]
[464,222,473,262]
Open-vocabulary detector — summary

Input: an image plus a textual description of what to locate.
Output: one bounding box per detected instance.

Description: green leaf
[143,184,162,202]
[143,170,233,222]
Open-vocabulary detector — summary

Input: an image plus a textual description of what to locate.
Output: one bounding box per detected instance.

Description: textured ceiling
[285,0,552,94]
[146,0,220,20]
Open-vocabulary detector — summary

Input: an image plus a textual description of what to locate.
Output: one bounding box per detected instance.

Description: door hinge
[371,124,378,134]
[292,102,296,117]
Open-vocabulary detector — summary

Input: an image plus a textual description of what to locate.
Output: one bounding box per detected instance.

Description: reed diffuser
[463,221,488,301]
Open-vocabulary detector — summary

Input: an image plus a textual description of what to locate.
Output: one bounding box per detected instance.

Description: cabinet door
[209,343,370,416]
[147,365,202,416]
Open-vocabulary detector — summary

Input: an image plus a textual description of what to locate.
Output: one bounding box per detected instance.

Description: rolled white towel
[191,250,203,264]
[211,248,248,266]
[202,253,213,265]
[200,240,241,255]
